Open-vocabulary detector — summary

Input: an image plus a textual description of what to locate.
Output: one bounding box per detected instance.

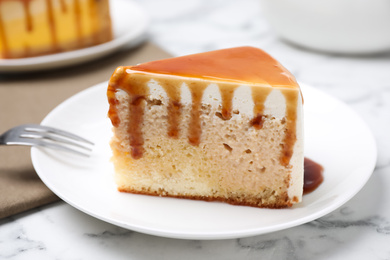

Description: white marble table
[2,0,390,259]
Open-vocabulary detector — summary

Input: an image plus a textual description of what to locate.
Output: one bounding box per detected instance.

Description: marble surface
[2,0,390,259]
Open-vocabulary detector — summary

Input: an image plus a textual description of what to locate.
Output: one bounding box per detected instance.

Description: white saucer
[31,82,377,240]
[0,0,148,72]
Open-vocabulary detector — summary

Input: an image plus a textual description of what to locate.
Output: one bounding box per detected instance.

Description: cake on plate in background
[0,0,112,59]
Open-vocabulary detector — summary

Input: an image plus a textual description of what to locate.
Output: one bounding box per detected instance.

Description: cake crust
[118,187,292,209]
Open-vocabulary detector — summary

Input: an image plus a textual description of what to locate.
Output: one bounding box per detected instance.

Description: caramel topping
[88,0,99,44]
[187,81,208,146]
[59,0,67,13]
[0,6,8,58]
[74,0,83,46]
[22,0,32,31]
[280,89,299,166]
[130,47,298,88]
[219,84,237,120]
[107,67,126,128]
[108,68,150,159]
[45,0,58,52]
[157,79,182,138]
[251,86,272,129]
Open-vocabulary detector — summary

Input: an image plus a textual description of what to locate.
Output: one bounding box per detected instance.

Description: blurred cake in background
[0,0,112,59]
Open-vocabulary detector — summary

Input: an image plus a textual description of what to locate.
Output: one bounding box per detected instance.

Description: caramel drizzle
[158,79,182,138]
[107,84,121,128]
[108,71,298,167]
[0,4,9,58]
[74,0,83,46]
[59,0,67,13]
[126,76,150,160]
[251,87,272,129]
[45,0,58,52]
[107,68,126,128]
[22,0,32,31]
[280,89,298,166]
[219,84,237,120]
[88,0,99,44]
[108,69,150,159]
[187,81,208,146]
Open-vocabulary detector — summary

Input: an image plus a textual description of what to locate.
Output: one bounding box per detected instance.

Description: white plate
[0,0,148,72]
[31,82,377,240]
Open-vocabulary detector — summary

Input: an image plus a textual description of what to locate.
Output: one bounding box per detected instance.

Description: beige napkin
[0,42,172,219]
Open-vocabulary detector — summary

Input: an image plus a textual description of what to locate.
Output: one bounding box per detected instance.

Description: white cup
[260,0,390,54]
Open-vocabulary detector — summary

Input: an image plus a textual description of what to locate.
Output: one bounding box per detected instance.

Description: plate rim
[0,0,149,72]
[31,81,377,240]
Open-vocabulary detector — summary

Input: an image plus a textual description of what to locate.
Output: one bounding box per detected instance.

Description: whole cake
[107,46,304,208]
[0,0,112,59]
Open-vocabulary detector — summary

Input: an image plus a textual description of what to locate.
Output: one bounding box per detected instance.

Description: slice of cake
[107,46,304,208]
[0,0,112,59]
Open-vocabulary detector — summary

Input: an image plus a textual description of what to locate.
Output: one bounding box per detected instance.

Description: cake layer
[0,0,112,58]
[107,47,304,208]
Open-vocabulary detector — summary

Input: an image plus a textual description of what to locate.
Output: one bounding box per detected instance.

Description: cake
[107,46,304,208]
[0,0,112,59]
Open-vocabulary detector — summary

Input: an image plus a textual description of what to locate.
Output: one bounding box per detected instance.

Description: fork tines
[21,124,94,157]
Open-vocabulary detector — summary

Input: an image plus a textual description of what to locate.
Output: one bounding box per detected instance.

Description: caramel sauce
[131,47,299,87]
[0,6,8,58]
[74,0,83,46]
[280,89,299,166]
[107,68,125,128]
[88,0,99,44]
[251,87,272,129]
[59,0,66,13]
[45,0,58,52]
[303,157,324,194]
[108,47,301,167]
[158,79,182,138]
[219,84,237,120]
[108,68,150,159]
[22,0,32,31]
[107,86,121,128]
[187,81,208,146]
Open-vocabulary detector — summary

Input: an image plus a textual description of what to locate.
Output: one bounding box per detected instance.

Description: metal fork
[0,124,94,157]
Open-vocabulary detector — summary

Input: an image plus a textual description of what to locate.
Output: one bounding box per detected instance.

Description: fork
[0,124,94,157]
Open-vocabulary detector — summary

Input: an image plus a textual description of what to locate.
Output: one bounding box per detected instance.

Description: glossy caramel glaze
[131,47,299,87]
[45,0,58,53]
[108,68,150,159]
[59,0,67,12]
[251,86,272,129]
[22,0,32,31]
[108,47,301,167]
[0,7,7,54]
[280,88,299,166]
[187,81,208,146]
[219,84,237,120]
[157,79,182,138]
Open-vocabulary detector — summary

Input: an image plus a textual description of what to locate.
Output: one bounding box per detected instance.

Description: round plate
[31,82,377,240]
[0,0,148,72]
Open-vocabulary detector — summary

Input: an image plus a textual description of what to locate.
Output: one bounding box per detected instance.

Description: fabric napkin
[0,42,172,219]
